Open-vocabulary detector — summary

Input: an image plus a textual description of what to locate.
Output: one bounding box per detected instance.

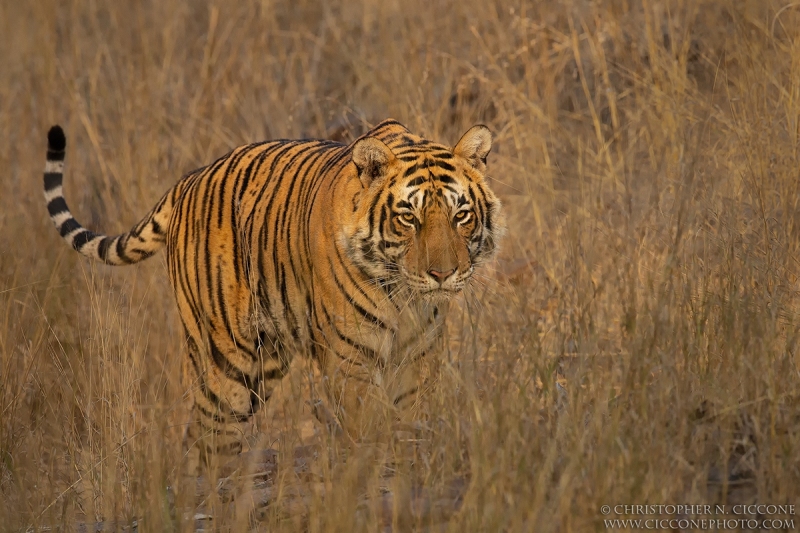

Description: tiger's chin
[417,288,460,304]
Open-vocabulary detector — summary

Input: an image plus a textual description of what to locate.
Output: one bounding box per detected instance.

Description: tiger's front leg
[317,299,449,441]
[320,347,432,442]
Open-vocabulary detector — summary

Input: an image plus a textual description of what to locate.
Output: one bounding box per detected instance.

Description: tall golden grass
[2,0,800,530]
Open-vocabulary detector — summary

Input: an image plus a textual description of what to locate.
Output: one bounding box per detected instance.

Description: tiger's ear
[352,137,395,188]
[454,125,492,171]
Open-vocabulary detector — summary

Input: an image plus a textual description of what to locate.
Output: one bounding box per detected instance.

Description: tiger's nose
[427,268,456,284]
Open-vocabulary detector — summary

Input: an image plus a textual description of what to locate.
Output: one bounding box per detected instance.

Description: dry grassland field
[2,0,800,531]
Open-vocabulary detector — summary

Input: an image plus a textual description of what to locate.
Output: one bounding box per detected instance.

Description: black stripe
[129,248,155,259]
[248,372,263,414]
[473,182,491,232]
[198,386,251,422]
[394,148,425,157]
[369,120,404,137]
[196,179,216,324]
[176,181,200,324]
[364,187,386,241]
[403,163,420,177]
[233,146,262,204]
[260,367,284,381]
[196,403,228,423]
[72,230,94,251]
[59,218,80,237]
[115,236,132,264]
[415,190,428,211]
[208,336,250,387]
[214,160,230,229]
[47,197,68,216]
[380,239,403,249]
[305,294,315,332]
[377,203,389,241]
[97,237,112,260]
[432,173,456,184]
[468,186,478,206]
[332,242,383,311]
[321,305,379,360]
[213,261,255,360]
[430,159,456,172]
[394,145,438,156]
[228,159,252,286]
[47,126,66,152]
[278,262,300,341]
[233,337,256,360]
[330,270,387,330]
[213,260,228,336]
[393,386,419,406]
[44,172,62,191]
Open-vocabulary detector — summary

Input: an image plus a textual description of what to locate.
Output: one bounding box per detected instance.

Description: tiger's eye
[454,211,470,221]
[400,213,416,223]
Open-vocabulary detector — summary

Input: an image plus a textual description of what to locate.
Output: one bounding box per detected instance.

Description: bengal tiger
[43,119,503,469]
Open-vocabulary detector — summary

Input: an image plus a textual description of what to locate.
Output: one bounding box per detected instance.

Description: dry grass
[2,0,800,531]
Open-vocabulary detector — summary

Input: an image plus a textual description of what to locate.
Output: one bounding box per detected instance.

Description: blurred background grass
[2,0,800,530]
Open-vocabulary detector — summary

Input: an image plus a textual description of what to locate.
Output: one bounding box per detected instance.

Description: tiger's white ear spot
[454,125,492,170]
[352,137,395,188]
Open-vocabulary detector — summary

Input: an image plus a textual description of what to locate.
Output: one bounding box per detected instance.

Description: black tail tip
[48,125,66,152]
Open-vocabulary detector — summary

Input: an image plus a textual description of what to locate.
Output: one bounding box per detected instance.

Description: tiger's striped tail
[44,125,173,265]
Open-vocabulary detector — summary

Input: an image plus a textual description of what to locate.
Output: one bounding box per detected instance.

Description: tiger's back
[42,119,503,467]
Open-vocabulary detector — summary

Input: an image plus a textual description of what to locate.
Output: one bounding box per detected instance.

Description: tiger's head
[342,122,504,303]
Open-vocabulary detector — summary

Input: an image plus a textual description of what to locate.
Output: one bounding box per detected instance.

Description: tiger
[42,119,503,469]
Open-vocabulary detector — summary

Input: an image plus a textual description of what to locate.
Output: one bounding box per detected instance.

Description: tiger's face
[342,125,503,303]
